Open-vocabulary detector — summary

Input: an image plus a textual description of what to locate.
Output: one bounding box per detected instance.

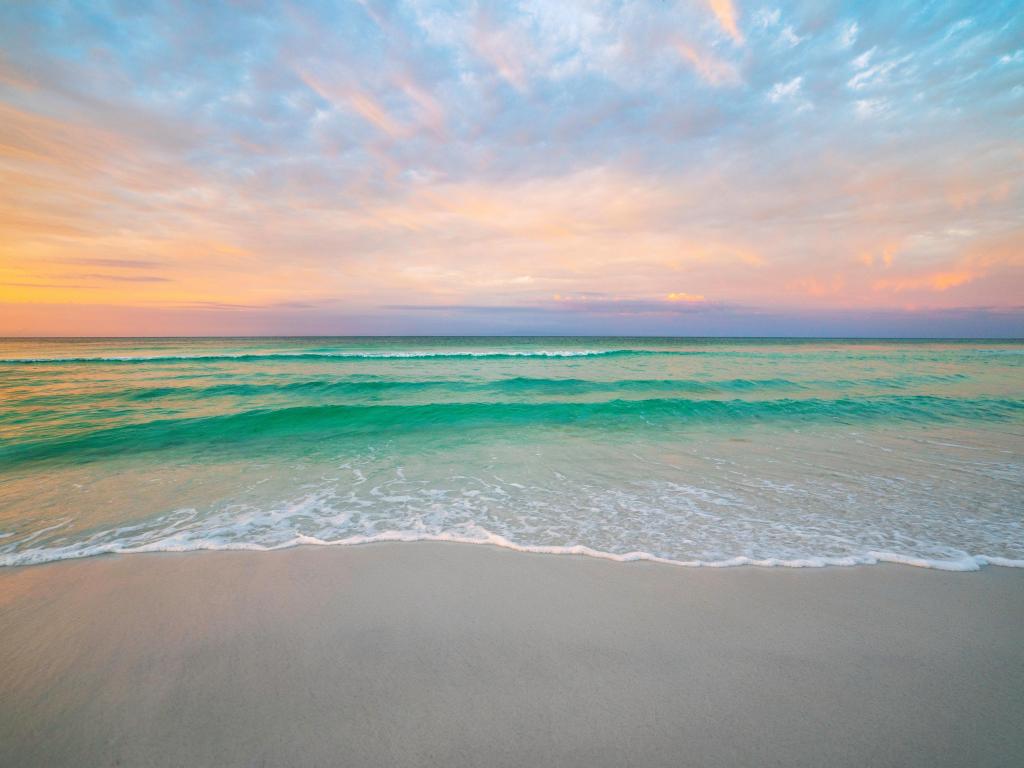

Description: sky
[1,0,1022,337]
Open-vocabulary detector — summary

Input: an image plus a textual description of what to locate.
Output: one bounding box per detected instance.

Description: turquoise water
[1,337,1022,568]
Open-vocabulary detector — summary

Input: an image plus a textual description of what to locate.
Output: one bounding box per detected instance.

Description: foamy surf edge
[3,529,1023,571]
[0,349,644,364]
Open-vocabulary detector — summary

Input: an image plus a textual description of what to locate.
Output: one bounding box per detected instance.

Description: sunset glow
[1,1,1021,335]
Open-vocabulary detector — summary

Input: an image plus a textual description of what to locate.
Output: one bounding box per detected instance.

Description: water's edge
[5,529,1024,571]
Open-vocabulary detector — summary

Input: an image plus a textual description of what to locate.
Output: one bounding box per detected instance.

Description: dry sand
[1,542,1022,767]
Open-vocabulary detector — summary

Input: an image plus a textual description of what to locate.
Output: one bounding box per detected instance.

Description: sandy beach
[1,543,1022,767]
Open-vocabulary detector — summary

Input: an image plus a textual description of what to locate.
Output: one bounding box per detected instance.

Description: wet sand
[1,543,1022,767]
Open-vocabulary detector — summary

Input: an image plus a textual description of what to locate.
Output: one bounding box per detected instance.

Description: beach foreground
[1,544,1022,767]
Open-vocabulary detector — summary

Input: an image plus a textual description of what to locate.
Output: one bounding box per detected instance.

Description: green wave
[122,376,809,400]
[3,395,1021,467]
[7,373,975,408]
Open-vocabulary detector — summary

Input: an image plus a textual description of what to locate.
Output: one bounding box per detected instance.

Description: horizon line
[3,335,1023,342]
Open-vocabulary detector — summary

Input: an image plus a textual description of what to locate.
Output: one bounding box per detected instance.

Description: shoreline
[2,541,1023,767]
[6,532,1024,570]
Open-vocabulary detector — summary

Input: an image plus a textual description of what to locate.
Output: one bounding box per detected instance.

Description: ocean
[1,337,1022,569]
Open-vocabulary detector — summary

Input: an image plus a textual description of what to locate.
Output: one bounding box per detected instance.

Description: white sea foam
[4,428,1023,570]
[4,526,1024,571]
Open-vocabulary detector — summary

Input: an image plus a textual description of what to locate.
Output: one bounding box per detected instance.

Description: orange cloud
[868,230,1024,297]
[346,90,403,137]
[858,242,901,268]
[297,70,404,138]
[707,0,744,44]
[665,292,706,302]
[873,271,975,293]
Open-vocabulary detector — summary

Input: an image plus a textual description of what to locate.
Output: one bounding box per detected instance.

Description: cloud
[73,274,172,283]
[839,21,859,49]
[387,296,722,316]
[297,70,404,138]
[777,26,804,48]
[847,53,912,91]
[767,76,803,102]
[873,271,975,293]
[469,8,531,91]
[666,292,706,302]
[673,42,741,86]
[754,9,781,29]
[707,0,744,45]
[766,76,810,111]
[1,0,1021,335]
[854,98,886,119]
[55,258,164,269]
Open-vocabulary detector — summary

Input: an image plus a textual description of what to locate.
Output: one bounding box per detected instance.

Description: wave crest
[4,395,1021,467]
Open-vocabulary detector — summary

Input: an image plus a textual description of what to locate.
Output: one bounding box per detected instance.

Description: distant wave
[120,376,813,400]
[4,347,1019,366]
[126,372,969,399]
[0,349,668,364]
[4,395,1021,467]
[9,373,975,407]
